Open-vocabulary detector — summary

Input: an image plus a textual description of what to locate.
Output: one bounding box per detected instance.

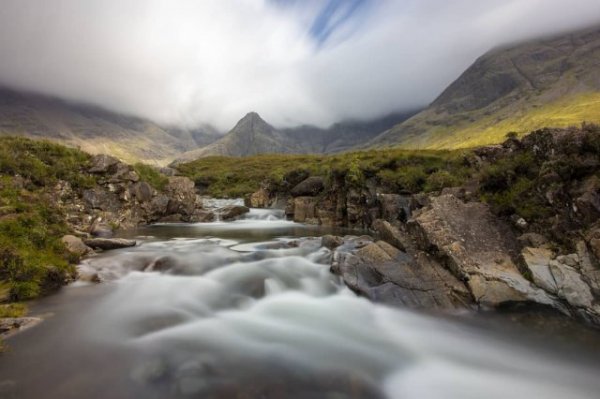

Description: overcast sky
[0,0,599,130]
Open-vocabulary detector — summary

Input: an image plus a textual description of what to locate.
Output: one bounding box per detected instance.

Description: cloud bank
[0,0,599,130]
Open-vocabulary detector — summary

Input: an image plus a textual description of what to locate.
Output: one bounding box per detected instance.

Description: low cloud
[0,0,599,130]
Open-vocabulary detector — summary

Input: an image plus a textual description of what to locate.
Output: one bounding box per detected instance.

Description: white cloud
[0,0,598,130]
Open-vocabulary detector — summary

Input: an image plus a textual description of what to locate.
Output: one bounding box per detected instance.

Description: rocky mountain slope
[176,111,415,162]
[369,26,600,149]
[0,88,221,164]
[175,112,299,160]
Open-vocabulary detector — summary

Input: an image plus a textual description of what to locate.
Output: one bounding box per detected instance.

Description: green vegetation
[0,303,27,318]
[177,148,473,197]
[0,137,91,301]
[400,92,600,150]
[133,163,169,190]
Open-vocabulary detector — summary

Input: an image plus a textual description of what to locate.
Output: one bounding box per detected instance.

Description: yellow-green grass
[402,92,600,150]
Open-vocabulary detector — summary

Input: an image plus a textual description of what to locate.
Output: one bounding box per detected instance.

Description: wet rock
[218,205,250,221]
[290,176,325,197]
[84,238,137,250]
[293,197,317,223]
[321,235,343,250]
[372,219,406,251]
[411,194,555,309]
[331,236,472,310]
[247,187,271,208]
[190,209,216,223]
[61,235,92,257]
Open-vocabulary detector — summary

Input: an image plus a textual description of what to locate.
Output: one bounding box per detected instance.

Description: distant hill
[369,26,600,149]
[0,88,221,164]
[175,110,415,162]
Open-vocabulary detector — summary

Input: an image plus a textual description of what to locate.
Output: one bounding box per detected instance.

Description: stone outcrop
[330,235,472,310]
[53,154,208,233]
[84,238,137,251]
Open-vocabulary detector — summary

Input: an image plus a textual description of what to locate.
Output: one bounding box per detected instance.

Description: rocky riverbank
[245,126,600,326]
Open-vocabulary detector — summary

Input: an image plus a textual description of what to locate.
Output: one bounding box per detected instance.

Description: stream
[1,205,600,398]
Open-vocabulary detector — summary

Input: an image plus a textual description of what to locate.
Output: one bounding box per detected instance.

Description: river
[1,206,599,398]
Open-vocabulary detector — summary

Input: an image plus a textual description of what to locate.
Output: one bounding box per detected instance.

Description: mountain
[369,26,600,149]
[0,87,221,164]
[176,110,416,161]
[176,112,300,160]
[280,110,418,153]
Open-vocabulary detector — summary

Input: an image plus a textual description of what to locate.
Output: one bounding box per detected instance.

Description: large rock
[82,188,120,212]
[89,154,120,173]
[290,176,325,197]
[293,197,318,223]
[190,209,216,223]
[331,236,472,310]
[410,194,555,308]
[321,235,344,250]
[372,219,406,251]
[164,177,198,217]
[522,246,600,323]
[247,188,271,208]
[130,182,154,203]
[84,238,137,250]
[217,205,250,221]
[61,235,92,256]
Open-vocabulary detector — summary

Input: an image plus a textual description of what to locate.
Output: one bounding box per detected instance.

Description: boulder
[290,176,325,197]
[90,221,114,238]
[190,209,216,223]
[331,236,472,310]
[321,235,343,250]
[410,194,555,308]
[131,182,154,203]
[89,154,120,173]
[522,247,599,320]
[247,188,271,208]
[372,219,406,251]
[82,188,120,212]
[164,177,198,217]
[61,235,92,256]
[84,238,137,250]
[293,197,318,223]
[217,205,250,221]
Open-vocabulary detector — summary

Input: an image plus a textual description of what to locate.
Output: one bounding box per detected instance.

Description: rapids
[0,206,599,398]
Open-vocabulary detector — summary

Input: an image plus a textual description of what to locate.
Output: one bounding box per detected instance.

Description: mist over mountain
[0,0,599,130]
[369,25,600,149]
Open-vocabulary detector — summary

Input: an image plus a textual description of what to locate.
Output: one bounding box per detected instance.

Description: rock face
[61,235,92,256]
[290,177,325,197]
[410,194,555,308]
[330,235,472,310]
[54,155,207,232]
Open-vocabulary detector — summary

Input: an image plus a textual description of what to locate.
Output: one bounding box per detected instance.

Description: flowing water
[1,206,600,399]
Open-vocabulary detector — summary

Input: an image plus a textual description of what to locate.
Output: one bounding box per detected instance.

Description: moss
[133,163,169,191]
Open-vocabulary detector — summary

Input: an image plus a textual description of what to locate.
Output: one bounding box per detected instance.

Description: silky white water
[1,209,599,399]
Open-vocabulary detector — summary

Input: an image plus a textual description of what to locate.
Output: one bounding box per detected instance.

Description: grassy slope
[177,149,472,198]
[0,137,95,302]
[399,92,600,149]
